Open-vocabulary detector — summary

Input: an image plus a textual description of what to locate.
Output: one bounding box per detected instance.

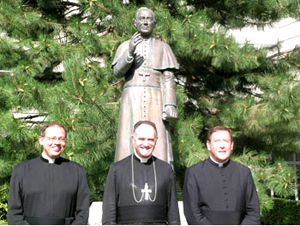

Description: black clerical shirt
[183,158,260,225]
[8,156,89,225]
[102,154,180,225]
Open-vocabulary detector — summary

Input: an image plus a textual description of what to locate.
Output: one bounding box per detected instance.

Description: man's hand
[163,105,178,121]
[128,32,143,57]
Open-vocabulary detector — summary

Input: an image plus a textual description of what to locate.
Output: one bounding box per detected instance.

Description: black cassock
[102,154,180,225]
[183,158,260,225]
[8,156,89,225]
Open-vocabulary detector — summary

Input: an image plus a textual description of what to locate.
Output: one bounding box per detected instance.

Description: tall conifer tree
[0,0,299,221]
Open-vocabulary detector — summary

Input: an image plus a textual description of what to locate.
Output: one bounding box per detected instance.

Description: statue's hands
[128,32,143,57]
[162,105,178,121]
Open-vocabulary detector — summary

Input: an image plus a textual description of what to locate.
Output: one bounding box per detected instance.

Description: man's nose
[142,19,149,24]
[219,141,225,148]
[53,138,60,144]
[143,140,150,146]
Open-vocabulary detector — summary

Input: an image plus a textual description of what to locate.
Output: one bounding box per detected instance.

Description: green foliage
[0,0,299,221]
[0,184,8,220]
[261,198,300,225]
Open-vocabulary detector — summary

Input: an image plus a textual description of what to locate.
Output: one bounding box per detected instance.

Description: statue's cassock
[8,156,89,225]
[183,158,261,225]
[102,154,180,224]
[112,37,179,162]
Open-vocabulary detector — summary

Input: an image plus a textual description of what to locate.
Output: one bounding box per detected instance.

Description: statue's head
[134,7,156,37]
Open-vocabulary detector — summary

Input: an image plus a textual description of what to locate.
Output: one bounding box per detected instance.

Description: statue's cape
[112,38,179,70]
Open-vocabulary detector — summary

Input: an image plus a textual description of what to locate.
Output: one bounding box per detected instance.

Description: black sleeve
[241,169,261,225]
[8,166,29,225]
[167,168,180,225]
[183,168,212,225]
[102,165,117,225]
[71,166,90,225]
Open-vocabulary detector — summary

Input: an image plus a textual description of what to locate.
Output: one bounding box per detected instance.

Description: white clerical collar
[210,156,229,168]
[134,150,151,164]
[42,153,55,164]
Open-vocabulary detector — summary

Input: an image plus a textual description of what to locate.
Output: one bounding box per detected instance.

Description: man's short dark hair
[133,120,158,138]
[41,122,67,138]
[207,126,233,142]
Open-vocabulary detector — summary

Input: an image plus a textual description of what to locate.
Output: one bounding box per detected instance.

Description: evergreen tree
[0,0,299,221]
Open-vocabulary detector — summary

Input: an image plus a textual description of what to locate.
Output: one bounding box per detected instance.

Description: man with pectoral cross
[102,121,180,225]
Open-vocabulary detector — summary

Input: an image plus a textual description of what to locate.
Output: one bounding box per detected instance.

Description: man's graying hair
[133,120,158,138]
[135,7,156,22]
[41,122,67,138]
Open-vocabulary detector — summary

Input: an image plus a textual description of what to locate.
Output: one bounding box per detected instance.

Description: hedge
[261,198,300,225]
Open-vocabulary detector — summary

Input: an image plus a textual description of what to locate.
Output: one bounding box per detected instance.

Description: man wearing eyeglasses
[8,122,89,225]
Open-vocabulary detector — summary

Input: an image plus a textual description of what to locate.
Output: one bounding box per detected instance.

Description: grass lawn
[0,220,7,225]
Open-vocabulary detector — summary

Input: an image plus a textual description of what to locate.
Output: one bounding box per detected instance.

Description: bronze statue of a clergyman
[112,7,179,163]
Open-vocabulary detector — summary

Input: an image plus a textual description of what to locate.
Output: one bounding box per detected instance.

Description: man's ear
[38,136,44,145]
[134,19,137,28]
[206,140,211,151]
[230,141,234,151]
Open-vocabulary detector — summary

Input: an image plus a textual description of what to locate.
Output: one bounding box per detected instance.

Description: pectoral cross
[141,183,152,200]
[139,71,150,82]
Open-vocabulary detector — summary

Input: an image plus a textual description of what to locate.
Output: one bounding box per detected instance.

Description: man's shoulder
[152,38,173,50]
[117,39,131,48]
[229,160,252,174]
[111,155,131,169]
[153,156,173,170]
[153,38,168,45]
[230,160,250,169]
[187,158,209,171]
[13,156,40,169]
[60,157,86,170]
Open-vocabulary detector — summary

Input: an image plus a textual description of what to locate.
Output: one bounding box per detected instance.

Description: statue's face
[134,9,155,37]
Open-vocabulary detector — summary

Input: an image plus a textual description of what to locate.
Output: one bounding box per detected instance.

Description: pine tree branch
[0,70,12,75]
[94,2,113,15]
[64,8,81,17]
[70,59,83,102]
[81,85,114,123]
[164,17,173,33]
[242,89,263,99]
[149,0,158,10]
[111,80,122,86]
[15,114,47,120]
[56,101,72,129]
[11,75,24,92]
[267,49,294,59]
[67,151,90,158]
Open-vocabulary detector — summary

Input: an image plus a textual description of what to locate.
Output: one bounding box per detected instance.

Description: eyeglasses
[44,136,66,142]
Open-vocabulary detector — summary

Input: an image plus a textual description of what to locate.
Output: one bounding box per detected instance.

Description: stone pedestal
[88,202,103,225]
[88,201,187,225]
